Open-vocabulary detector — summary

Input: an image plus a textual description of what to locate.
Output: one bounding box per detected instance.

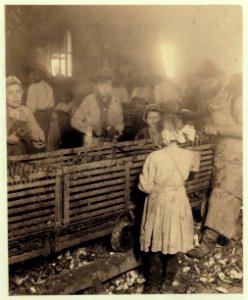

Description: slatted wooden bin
[8,138,214,264]
[8,162,62,264]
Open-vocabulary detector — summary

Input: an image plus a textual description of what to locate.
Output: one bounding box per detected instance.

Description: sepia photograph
[3,2,244,296]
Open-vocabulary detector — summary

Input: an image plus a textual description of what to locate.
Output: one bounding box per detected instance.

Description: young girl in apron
[138,114,200,293]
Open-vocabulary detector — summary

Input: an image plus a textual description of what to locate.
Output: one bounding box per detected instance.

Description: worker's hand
[93,126,103,137]
[7,132,20,144]
[106,127,119,139]
[32,139,46,149]
[203,124,219,136]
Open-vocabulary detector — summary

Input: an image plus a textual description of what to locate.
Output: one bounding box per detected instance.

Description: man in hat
[71,67,124,145]
[26,66,55,149]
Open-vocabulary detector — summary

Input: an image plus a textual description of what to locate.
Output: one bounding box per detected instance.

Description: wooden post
[54,168,63,228]
[124,160,135,220]
[63,169,70,225]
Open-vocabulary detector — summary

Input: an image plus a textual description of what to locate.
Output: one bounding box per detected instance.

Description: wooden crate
[8,163,63,264]
[56,157,135,251]
[8,139,214,264]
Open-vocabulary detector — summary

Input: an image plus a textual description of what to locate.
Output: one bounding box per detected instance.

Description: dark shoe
[187,228,219,258]
[160,278,171,293]
[145,285,160,294]
[217,235,229,246]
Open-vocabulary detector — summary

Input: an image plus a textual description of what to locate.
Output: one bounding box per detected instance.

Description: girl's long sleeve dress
[138,145,200,254]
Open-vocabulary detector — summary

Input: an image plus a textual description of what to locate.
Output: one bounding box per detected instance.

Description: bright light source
[50,30,72,77]
[160,43,176,78]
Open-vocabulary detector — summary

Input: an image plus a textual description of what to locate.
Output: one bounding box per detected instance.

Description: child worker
[135,104,164,142]
[138,114,200,293]
[6,76,46,156]
[71,67,124,145]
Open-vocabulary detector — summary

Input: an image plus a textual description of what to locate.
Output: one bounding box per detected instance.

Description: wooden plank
[9,223,52,239]
[63,173,70,225]
[60,221,117,242]
[8,140,212,163]
[69,204,125,223]
[8,193,55,208]
[199,165,213,172]
[200,149,214,156]
[190,199,203,208]
[8,185,55,199]
[70,170,126,187]
[69,177,125,193]
[20,250,141,294]
[8,178,55,192]
[70,198,125,216]
[70,190,125,209]
[124,161,131,202]
[186,144,214,151]
[9,208,54,223]
[64,158,128,174]
[60,228,114,250]
[8,200,54,213]
[186,181,210,192]
[9,247,51,265]
[69,184,125,201]
[200,154,214,161]
[8,215,54,230]
[63,210,124,232]
[55,173,63,228]
[70,164,125,180]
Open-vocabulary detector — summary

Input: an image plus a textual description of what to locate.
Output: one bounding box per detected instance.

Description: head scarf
[162,124,196,145]
[6,75,22,88]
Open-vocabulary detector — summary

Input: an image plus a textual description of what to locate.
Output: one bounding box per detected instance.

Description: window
[160,43,176,78]
[50,30,72,77]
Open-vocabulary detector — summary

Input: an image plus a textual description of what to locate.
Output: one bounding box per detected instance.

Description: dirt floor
[96,240,243,294]
[9,216,243,295]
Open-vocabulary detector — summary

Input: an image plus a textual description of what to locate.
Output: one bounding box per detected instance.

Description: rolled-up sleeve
[138,154,156,194]
[71,99,89,134]
[24,107,45,142]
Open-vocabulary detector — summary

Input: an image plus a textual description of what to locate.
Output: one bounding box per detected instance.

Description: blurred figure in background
[181,60,225,130]
[26,66,55,149]
[188,72,242,258]
[130,74,154,105]
[47,88,79,151]
[6,75,45,156]
[71,67,124,145]
[135,104,163,142]
[154,75,182,114]
[112,69,130,104]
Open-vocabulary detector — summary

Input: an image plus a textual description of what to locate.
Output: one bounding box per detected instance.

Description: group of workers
[6,61,186,155]
[6,59,242,293]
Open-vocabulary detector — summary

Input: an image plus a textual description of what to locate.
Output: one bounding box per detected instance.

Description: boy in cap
[6,75,46,155]
[71,67,124,145]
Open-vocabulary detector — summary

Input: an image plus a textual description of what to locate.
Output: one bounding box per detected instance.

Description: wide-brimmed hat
[143,104,164,122]
[92,67,115,82]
